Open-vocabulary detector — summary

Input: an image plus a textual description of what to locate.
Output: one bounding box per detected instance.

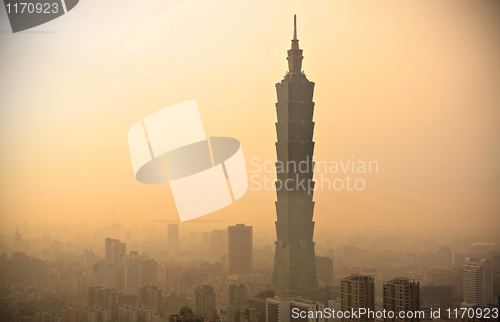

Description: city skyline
[1,0,499,234]
[1,2,500,321]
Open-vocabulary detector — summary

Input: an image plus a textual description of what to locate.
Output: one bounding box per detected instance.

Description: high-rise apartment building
[271,15,319,301]
[383,278,420,322]
[84,307,111,322]
[92,260,116,288]
[229,284,248,306]
[195,285,216,318]
[104,238,118,262]
[118,305,154,322]
[340,275,375,322]
[228,224,252,275]
[138,284,163,314]
[86,286,119,321]
[124,259,141,295]
[168,224,179,254]
[104,238,126,291]
[462,258,494,307]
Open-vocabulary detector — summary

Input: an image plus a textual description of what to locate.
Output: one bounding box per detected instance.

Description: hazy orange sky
[1,0,499,235]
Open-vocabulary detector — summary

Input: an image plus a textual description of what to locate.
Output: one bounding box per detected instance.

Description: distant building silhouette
[104,238,126,290]
[210,229,227,262]
[420,285,454,312]
[140,259,158,285]
[316,256,334,285]
[168,224,179,254]
[228,224,252,275]
[82,249,97,269]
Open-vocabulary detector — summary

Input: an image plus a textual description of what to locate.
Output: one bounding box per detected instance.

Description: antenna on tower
[293,14,297,40]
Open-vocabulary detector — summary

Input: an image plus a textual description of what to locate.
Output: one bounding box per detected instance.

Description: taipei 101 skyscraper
[272,15,319,300]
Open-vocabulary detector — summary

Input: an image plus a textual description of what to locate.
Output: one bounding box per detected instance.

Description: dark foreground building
[272,15,319,301]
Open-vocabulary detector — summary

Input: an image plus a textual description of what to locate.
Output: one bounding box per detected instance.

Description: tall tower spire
[288,15,302,72]
[272,15,319,300]
[293,14,297,40]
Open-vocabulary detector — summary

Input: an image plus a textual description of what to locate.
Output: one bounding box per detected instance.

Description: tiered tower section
[272,15,319,300]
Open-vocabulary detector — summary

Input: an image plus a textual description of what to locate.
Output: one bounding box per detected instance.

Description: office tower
[125,259,141,295]
[266,296,325,322]
[462,258,494,307]
[228,224,252,275]
[168,224,179,254]
[92,260,116,288]
[210,229,227,261]
[229,284,248,306]
[272,15,319,301]
[383,278,420,322]
[317,256,334,285]
[195,285,216,318]
[140,259,158,285]
[340,275,375,322]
